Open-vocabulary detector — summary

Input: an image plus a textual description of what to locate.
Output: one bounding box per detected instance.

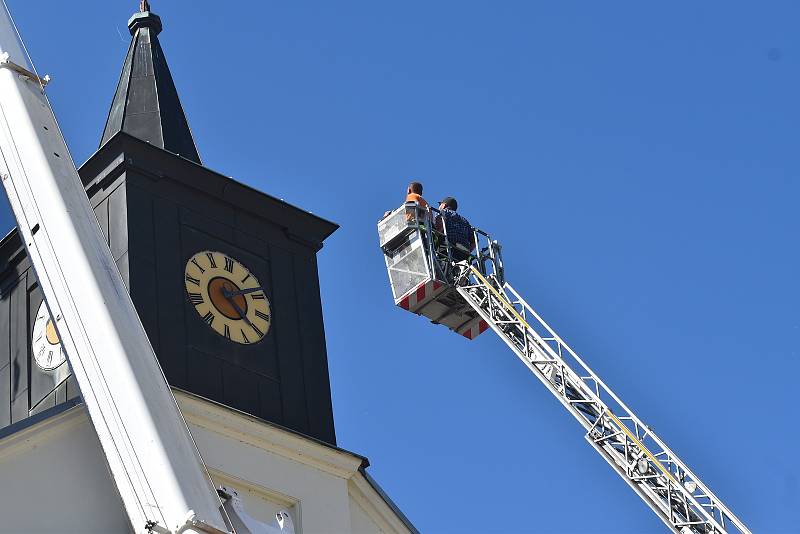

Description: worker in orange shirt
[405,181,428,208]
[404,181,429,224]
[382,181,430,221]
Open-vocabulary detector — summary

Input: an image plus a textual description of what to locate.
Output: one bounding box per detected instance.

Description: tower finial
[140,0,150,12]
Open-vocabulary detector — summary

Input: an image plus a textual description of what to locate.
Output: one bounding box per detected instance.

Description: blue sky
[4,1,798,532]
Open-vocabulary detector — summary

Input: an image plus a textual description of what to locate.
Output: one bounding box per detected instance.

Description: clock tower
[0,6,337,444]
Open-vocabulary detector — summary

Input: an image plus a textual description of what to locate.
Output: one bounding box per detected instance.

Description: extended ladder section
[455,266,750,534]
[379,202,750,533]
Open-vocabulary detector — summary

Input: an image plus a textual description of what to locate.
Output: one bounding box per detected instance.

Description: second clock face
[32,301,67,371]
[184,250,272,345]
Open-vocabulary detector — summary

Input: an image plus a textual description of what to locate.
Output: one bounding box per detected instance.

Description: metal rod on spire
[140,0,150,13]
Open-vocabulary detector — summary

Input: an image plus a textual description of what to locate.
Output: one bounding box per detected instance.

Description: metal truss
[455,266,750,534]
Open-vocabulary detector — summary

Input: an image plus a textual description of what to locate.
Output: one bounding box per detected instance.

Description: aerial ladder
[378,202,751,534]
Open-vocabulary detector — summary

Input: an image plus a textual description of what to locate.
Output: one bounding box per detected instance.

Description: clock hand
[223,293,255,328]
[222,286,264,298]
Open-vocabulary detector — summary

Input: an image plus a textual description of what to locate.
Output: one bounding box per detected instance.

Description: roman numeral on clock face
[255,310,270,322]
[250,323,264,337]
[185,274,200,286]
[206,252,217,268]
[224,324,231,340]
[251,292,266,300]
[202,311,214,326]
[224,257,235,273]
[188,292,204,305]
[191,258,205,273]
[240,329,250,344]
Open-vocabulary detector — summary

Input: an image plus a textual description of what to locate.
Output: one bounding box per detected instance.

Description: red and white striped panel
[397,280,445,313]
[458,318,489,340]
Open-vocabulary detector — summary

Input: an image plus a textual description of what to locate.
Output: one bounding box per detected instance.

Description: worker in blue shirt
[435,197,475,261]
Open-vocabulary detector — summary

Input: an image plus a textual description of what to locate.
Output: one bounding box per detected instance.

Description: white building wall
[0,408,129,533]
[189,419,353,533]
[349,499,383,534]
[0,394,415,534]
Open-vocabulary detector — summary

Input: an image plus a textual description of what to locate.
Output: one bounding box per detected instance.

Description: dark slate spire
[100,3,201,163]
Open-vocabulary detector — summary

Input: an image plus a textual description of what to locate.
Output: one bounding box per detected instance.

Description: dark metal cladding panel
[109,183,129,262]
[94,195,109,243]
[179,204,235,244]
[65,373,80,402]
[186,347,223,402]
[222,361,259,416]
[0,363,8,428]
[29,387,56,416]
[124,28,162,148]
[294,254,336,444]
[234,211,294,255]
[126,182,159,351]
[116,252,130,290]
[258,375,283,424]
[100,35,136,147]
[10,393,27,426]
[269,245,310,435]
[152,196,188,388]
[126,181,155,253]
[150,36,201,163]
[9,275,28,423]
[0,281,9,428]
[55,377,67,405]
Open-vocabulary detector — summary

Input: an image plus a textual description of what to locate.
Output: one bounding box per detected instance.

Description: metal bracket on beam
[145,511,233,534]
[218,486,296,534]
[0,52,49,86]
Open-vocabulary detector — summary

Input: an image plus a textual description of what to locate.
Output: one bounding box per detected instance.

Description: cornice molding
[348,475,414,534]
[0,404,87,463]
[175,391,363,480]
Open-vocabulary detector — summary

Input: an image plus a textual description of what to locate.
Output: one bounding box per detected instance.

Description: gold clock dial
[184,251,271,344]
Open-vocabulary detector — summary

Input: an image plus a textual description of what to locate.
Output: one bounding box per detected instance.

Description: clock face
[31,301,67,371]
[184,250,272,345]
